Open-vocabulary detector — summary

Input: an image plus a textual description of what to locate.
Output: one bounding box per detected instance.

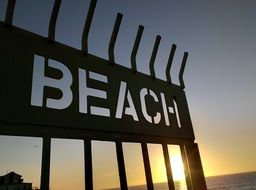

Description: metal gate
[0,0,207,189]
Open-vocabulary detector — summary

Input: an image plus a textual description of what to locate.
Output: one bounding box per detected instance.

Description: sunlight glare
[170,154,186,181]
[157,156,167,183]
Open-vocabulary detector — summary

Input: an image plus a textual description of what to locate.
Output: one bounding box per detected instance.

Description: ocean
[109,171,256,190]
[206,171,256,190]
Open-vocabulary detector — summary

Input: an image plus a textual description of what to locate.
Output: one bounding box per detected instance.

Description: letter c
[140,88,161,124]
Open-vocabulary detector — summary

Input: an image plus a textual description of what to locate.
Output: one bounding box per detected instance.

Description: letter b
[31,55,73,109]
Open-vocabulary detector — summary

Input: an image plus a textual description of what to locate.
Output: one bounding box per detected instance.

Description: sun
[170,154,186,181]
[158,153,186,183]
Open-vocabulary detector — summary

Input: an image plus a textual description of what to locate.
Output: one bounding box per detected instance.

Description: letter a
[115,81,139,121]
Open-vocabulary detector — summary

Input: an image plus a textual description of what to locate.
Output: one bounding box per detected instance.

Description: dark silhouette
[0,172,32,190]
[0,0,207,189]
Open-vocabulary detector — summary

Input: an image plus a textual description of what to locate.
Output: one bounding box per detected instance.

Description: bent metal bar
[0,0,207,189]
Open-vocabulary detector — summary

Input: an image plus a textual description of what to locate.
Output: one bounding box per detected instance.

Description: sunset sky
[1,0,256,189]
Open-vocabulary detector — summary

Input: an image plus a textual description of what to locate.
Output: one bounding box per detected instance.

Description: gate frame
[0,0,207,189]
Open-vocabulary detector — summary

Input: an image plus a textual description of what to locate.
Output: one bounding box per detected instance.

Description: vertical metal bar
[115,141,128,190]
[166,44,176,84]
[180,144,193,190]
[179,52,188,89]
[82,0,97,55]
[40,137,51,190]
[131,25,144,72]
[162,144,175,190]
[84,139,93,190]
[48,0,62,42]
[5,0,16,25]
[108,13,123,64]
[184,144,207,190]
[149,35,161,79]
[141,143,154,190]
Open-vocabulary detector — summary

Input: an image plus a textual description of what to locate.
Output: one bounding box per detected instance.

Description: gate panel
[0,0,207,189]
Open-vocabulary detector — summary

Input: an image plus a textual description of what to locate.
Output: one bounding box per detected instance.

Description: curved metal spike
[165,44,176,84]
[5,0,16,26]
[149,35,161,79]
[179,52,188,89]
[108,13,123,65]
[131,25,144,72]
[82,0,97,55]
[48,0,62,42]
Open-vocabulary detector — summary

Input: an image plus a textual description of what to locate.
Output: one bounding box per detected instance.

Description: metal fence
[0,0,207,189]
